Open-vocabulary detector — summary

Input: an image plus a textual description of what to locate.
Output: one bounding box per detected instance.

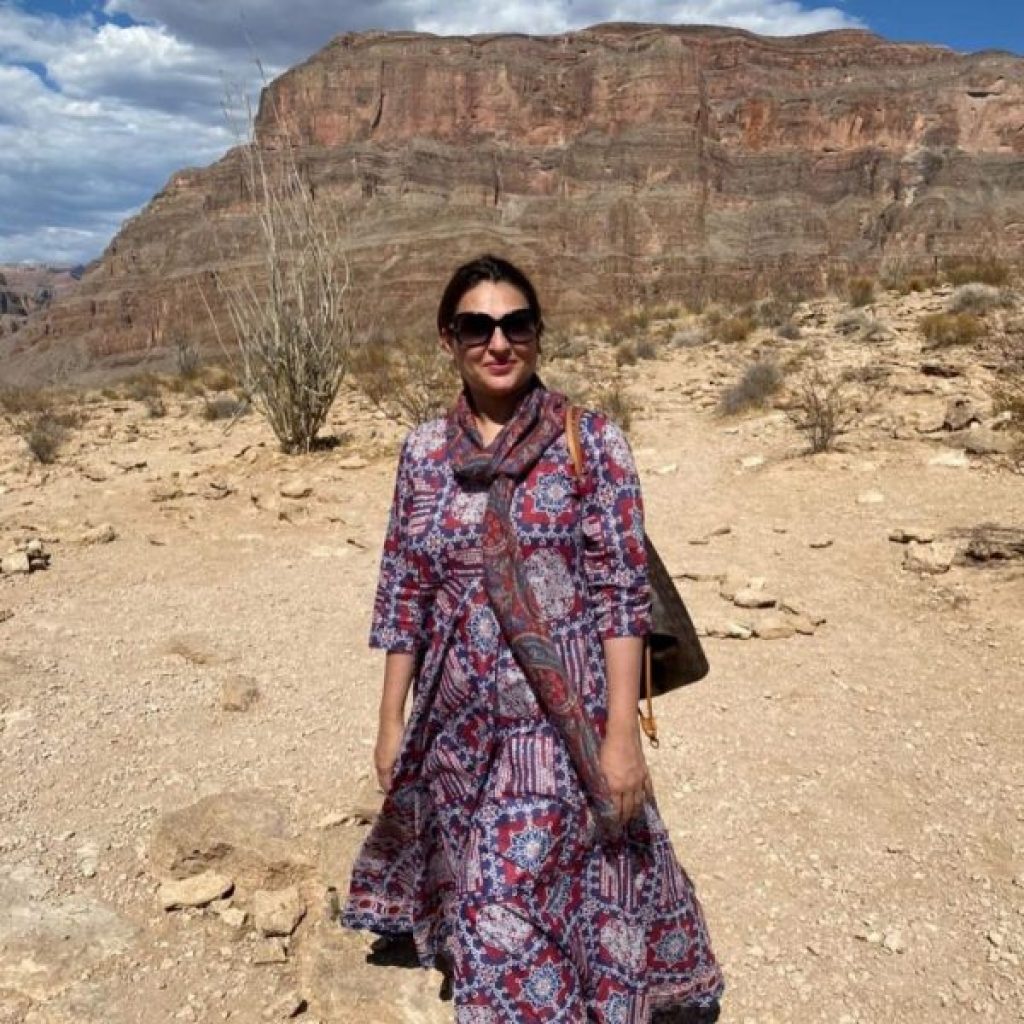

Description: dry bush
[717,315,755,344]
[0,387,79,463]
[172,329,202,379]
[992,337,1024,459]
[754,295,798,329]
[201,395,249,422]
[634,337,657,361]
[144,394,167,418]
[351,335,455,428]
[946,258,1011,287]
[212,102,360,454]
[777,320,802,340]
[718,359,784,416]
[949,283,1011,314]
[615,343,639,367]
[881,268,940,295]
[847,276,876,308]
[670,325,709,348]
[783,367,861,453]
[120,372,161,401]
[543,328,590,364]
[920,312,986,349]
[591,378,635,434]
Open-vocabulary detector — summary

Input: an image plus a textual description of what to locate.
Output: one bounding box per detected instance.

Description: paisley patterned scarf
[448,379,618,837]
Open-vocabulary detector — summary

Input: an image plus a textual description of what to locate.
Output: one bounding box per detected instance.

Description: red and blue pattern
[344,387,724,1020]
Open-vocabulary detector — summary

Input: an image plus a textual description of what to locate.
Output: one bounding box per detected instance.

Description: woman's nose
[487,326,512,352]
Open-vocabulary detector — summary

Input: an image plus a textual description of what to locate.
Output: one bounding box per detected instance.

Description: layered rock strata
[5,23,1024,380]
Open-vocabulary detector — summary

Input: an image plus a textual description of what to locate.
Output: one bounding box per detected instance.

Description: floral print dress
[344,409,724,1022]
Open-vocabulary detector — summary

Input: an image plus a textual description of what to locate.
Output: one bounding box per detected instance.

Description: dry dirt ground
[1,291,1023,1024]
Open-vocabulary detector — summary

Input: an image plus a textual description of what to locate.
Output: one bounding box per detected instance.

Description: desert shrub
[703,306,724,329]
[891,273,939,295]
[718,359,784,415]
[949,283,1010,314]
[0,388,80,463]
[173,330,202,379]
[777,320,802,340]
[671,325,709,348]
[0,386,52,416]
[144,394,167,418]
[201,395,249,421]
[946,258,1011,287]
[634,337,657,361]
[215,114,360,454]
[591,379,635,434]
[754,295,798,329]
[615,343,639,367]
[623,308,652,332]
[920,312,985,349]
[783,367,860,453]
[23,416,67,463]
[351,334,454,428]
[200,363,238,391]
[121,372,161,402]
[847,276,876,308]
[717,315,755,344]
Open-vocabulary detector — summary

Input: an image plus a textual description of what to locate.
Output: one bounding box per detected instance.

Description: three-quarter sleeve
[579,412,653,638]
[368,436,425,653]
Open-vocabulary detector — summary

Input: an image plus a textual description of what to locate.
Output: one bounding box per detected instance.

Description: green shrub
[920,312,985,348]
[719,359,784,415]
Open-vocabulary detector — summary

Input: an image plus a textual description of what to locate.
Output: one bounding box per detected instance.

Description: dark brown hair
[436,254,545,339]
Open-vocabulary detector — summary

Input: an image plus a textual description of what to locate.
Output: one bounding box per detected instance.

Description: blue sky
[1,0,1021,265]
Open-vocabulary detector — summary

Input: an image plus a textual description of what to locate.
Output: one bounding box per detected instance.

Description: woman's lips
[483,363,516,376]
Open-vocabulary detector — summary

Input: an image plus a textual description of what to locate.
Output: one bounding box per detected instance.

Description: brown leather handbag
[565,406,709,745]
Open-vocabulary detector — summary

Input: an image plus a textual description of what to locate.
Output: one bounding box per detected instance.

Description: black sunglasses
[449,308,538,348]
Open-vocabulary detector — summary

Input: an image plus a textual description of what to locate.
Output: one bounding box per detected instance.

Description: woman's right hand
[374,717,405,793]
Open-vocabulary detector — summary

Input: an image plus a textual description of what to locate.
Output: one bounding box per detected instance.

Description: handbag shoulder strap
[563,404,659,747]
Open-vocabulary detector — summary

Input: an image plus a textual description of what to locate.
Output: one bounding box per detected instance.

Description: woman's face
[441,280,539,406]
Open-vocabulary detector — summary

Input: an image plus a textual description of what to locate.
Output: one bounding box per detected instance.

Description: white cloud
[106,0,861,49]
[1,0,863,264]
[0,60,231,262]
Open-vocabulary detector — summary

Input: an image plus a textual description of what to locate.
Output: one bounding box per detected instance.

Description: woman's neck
[467,380,534,444]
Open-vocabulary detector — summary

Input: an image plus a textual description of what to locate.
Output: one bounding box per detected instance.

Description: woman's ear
[439,330,455,358]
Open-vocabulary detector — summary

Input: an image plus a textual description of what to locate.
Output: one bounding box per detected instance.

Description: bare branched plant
[213,91,359,453]
[783,366,863,453]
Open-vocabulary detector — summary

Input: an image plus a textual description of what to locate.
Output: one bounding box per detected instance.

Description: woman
[344,255,723,1022]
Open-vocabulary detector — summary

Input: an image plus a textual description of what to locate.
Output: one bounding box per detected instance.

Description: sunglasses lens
[452,312,494,347]
[451,309,537,347]
[501,310,537,344]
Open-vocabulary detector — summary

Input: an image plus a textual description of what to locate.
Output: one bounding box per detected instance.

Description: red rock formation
[5,23,1023,381]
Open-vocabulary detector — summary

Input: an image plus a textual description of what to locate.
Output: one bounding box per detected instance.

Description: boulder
[251,886,307,937]
[158,871,234,910]
[149,790,313,894]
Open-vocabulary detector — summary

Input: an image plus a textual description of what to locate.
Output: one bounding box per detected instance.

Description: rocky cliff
[5,23,1024,381]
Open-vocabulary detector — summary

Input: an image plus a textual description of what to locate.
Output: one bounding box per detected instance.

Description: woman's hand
[600,726,650,828]
[374,717,405,793]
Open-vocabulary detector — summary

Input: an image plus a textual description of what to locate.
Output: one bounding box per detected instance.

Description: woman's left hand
[600,728,650,828]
